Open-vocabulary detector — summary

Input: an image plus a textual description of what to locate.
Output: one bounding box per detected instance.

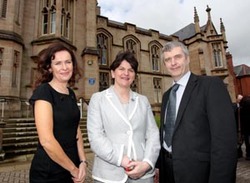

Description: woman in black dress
[29,43,87,182]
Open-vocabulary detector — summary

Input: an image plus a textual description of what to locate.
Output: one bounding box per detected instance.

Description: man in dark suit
[240,95,250,160]
[156,41,237,183]
[232,94,244,158]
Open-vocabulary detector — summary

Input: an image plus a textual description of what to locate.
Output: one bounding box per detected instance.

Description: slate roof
[234,64,250,77]
[172,23,206,41]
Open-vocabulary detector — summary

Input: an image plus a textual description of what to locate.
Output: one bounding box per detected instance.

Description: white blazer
[87,86,160,183]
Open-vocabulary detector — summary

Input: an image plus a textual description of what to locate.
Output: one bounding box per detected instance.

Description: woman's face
[111,60,135,88]
[49,50,73,84]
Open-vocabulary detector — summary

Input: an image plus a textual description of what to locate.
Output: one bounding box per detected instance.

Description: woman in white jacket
[87,51,160,183]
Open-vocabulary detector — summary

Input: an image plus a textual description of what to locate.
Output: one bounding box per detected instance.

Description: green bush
[155,115,161,128]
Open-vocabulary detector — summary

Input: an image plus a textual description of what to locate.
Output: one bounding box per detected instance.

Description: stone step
[1,117,90,160]
[2,140,89,149]
[4,118,86,123]
[3,126,37,133]
[3,125,87,132]
[4,123,35,127]
[3,131,38,137]
[3,148,37,159]
[3,138,90,151]
[3,129,87,136]
[3,131,88,140]
[3,134,88,143]
[3,136,39,143]
[5,118,35,122]
[3,141,38,149]
[2,139,90,159]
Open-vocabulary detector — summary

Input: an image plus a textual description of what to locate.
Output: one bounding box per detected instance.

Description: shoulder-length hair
[34,42,81,89]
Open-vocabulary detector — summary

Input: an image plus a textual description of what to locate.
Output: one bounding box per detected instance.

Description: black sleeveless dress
[29,83,80,183]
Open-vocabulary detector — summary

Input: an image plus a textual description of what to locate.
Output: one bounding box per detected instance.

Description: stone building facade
[173,6,236,102]
[0,0,236,118]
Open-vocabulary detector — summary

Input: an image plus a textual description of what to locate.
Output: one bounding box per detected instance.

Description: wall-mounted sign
[88,78,95,85]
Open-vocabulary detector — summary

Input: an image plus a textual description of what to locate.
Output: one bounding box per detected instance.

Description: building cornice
[0,30,24,46]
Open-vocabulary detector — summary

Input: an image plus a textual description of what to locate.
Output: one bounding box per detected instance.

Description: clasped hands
[122,156,151,180]
[70,162,87,183]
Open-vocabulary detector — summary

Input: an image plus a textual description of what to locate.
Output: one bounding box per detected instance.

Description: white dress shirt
[164,71,191,152]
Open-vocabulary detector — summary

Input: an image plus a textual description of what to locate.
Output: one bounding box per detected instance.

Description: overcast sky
[98,0,249,67]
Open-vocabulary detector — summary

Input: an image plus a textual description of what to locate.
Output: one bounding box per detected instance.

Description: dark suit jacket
[232,103,239,129]
[158,73,237,183]
[240,96,250,134]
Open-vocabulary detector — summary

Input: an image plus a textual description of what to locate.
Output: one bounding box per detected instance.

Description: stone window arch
[0,0,7,18]
[123,35,140,59]
[212,43,223,68]
[151,45,160,72]
[97,33,109,66]
[153,77,162,103]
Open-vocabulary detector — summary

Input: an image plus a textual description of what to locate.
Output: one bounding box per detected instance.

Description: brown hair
[110,50,138,73]
[34,42,81,89]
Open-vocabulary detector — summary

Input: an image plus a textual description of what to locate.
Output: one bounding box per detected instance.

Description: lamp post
[0,99,6,160]
[78,98,83,119]
[25,101,30,118]
[0,99,5,121]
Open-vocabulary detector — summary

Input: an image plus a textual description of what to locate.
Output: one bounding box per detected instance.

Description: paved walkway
[0,152,250,183]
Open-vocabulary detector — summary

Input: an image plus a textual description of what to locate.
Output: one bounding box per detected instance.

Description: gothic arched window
[97,33,108,66]
[151,45,160,72]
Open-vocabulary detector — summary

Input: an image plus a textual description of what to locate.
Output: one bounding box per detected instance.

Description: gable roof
[172,23,207,41]
[172,23,195,41]
[234,64,250,77]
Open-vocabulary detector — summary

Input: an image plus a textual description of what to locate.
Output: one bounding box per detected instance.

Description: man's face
[163,46,190,81]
